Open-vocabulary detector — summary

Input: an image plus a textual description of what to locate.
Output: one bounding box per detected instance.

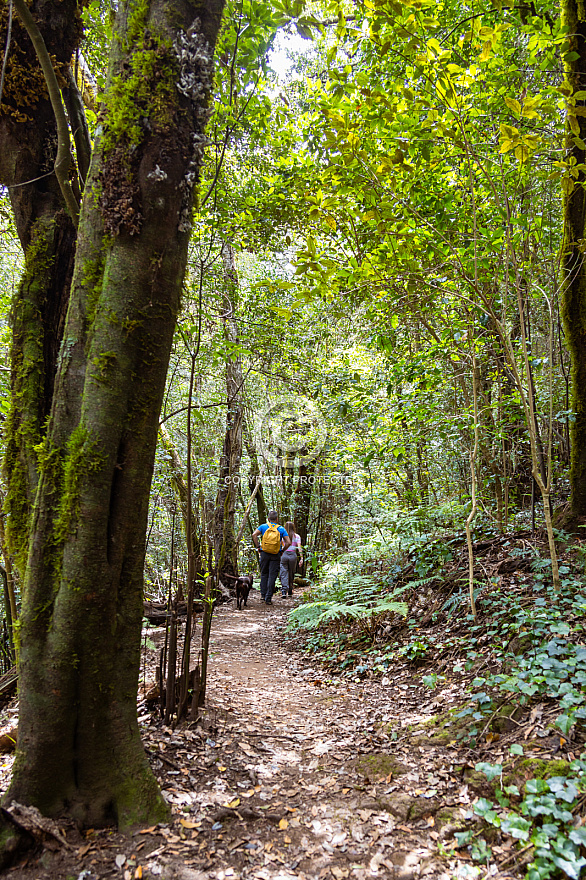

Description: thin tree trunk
[561,0,586,519]
[294,452,316,547]
[466,358,480,620]
[235,467,266,545]
[244,415,267,525]
[159,423,203,590]
[213,243,244,581]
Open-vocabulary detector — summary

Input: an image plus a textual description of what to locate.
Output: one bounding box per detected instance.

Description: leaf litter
[0,589,569,880]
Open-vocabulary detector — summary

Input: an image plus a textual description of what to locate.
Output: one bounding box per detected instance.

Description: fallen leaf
[135,869,143,880]
[179,819,199,829]
[116,854,127,868]
[225,798,240,808]
[279,818,289,830]
[138,826,158,835]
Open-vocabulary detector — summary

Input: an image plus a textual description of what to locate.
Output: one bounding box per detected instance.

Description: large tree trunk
[213,244,244,581]
[3,0,224,829]
[561,0,586,518]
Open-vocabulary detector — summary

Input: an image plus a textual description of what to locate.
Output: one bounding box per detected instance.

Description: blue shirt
[258,522,288,546]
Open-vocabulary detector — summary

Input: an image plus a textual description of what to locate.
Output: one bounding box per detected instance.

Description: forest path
[3,593,473,880]
[133,593,469,880]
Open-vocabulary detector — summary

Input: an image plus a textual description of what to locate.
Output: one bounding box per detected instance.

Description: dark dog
[235,574,253,610]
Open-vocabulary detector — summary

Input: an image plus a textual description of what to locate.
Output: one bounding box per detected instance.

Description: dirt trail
[138,594,470,880]
[1,594,476,880]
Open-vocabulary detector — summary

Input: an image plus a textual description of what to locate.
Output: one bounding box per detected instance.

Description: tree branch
[12,0,80,225]
[64,67,91,186]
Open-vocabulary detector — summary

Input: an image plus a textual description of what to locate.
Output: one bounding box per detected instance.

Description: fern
[287,589,408,632]
[403,575,442,590]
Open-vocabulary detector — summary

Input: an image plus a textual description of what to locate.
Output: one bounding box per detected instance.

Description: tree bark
[4,0,225,829]
[213,243,244,581]
[244,415,267,525]
[293,451,315,546]
[0,0,81,574]
[561,0,586,518]
[159,423,203,590]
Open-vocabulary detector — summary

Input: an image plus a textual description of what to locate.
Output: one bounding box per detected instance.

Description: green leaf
[295,22,313,39]
[569,115,581,137]
[555,714,573,735]
[504,96,521,115]
[475,762,503,782]
[569,828,586,846]
[551,854,586,880]
[501,814,531,840]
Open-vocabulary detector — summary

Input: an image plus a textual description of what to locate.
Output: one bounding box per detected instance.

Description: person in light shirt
[280,521,303,598]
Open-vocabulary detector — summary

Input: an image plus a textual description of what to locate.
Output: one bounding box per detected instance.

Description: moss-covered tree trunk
[3,0,224,829]
[0,0,81,575]
[561,0,586,518]
[213,243,244,581]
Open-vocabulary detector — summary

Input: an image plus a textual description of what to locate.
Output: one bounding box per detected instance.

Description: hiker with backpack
[252,511,291,605]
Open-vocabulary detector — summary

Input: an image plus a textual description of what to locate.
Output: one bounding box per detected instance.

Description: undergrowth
[286,520,586,879]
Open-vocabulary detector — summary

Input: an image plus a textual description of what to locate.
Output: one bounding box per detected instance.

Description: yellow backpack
[261,522,281,554]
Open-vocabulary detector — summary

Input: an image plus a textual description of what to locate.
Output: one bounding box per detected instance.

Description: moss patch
[464,767,499,796]
[490,703,523,733]
[504,757,571,789]
[3,217,57,574]
[409,797,442,821]
[354,753,408,782]
[409,708,470,746]
[435,807,469,837]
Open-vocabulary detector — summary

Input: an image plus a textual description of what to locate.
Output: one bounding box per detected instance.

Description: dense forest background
[0,0,579,602]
